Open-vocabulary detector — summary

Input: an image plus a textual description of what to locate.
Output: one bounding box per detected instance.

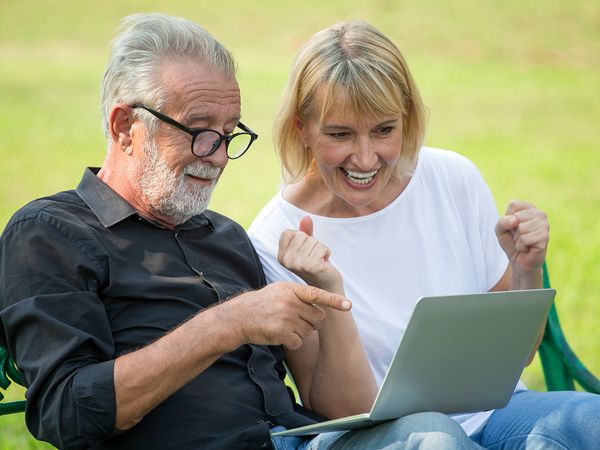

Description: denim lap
[271,412,484,450]
[471,390,600,450]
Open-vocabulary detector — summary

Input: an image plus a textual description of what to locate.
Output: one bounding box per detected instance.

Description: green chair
[1,262,599,416]
[538,262,600,393]
[0,345,26,415]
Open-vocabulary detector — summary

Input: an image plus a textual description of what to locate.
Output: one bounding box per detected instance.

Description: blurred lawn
[1,0,599,447]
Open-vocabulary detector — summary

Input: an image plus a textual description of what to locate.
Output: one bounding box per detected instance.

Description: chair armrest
[538,261,600,393]
[0,345,27,415]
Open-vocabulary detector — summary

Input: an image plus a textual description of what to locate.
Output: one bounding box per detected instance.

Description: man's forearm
[113,303,243,430]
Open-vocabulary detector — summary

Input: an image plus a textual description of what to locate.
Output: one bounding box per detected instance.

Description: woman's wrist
[510,265,543,290]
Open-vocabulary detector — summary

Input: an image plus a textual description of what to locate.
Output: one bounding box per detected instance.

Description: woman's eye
[327,132,350,140]
[375,126,394,136]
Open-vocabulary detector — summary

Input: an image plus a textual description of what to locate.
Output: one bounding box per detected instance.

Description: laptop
[272,288,556,437]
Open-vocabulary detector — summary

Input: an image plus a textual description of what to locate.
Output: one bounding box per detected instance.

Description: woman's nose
[350,137,378,169]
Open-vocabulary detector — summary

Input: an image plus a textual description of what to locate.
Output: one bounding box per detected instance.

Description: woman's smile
[340,167,380,186]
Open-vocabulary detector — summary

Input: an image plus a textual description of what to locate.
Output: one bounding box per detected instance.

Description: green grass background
[1,0,598,447]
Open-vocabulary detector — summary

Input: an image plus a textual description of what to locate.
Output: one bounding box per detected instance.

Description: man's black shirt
[0,168,317,449]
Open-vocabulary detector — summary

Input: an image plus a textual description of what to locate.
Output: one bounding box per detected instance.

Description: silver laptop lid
[369,289,555,421]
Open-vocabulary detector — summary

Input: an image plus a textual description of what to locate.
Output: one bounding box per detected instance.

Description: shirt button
[260,443,269,448]
[250,366,256,374]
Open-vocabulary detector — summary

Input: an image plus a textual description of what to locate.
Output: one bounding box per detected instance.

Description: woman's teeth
[341,168,378,185]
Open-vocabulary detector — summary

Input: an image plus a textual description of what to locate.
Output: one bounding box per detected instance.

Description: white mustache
[183,164,221,180]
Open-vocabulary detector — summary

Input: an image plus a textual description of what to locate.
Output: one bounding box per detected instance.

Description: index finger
[293,284,351,311]
[278,229,296,254]
[495,214,518,235]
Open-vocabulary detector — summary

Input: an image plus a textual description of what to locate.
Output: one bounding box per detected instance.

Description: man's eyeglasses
[131,104,258,159]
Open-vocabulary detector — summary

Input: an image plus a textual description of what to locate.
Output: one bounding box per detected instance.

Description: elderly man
[0,13,481,450]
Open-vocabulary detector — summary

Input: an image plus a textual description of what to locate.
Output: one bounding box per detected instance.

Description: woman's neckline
[281,149,424,221]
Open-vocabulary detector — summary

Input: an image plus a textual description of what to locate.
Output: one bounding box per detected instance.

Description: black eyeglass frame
[130,104,258,159]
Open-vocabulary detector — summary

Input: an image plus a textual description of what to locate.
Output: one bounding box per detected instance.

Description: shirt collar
[75,167,214,230]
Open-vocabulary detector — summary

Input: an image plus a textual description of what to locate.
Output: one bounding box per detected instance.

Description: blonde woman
[250,21,600,449]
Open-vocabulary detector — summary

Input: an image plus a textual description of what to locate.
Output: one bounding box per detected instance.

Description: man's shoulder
[4,189,87,232]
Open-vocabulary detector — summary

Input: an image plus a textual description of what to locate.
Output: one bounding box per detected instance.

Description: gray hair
[100,13,236,138]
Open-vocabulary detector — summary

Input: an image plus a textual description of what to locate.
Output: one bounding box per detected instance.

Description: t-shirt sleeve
[469,163,509,289]
[0,212,118,449]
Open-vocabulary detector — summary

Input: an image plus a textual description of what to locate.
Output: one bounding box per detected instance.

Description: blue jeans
[271,412,484,450]
[471,390,600,449]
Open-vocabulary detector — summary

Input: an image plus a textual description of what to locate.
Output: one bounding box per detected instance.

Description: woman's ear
[108,104,134,154]
[293,114,307,147]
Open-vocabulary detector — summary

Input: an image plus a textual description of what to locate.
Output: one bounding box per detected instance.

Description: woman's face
[297,89,405,216]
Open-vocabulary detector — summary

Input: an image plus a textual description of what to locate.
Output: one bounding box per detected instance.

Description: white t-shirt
[248,147,515,435]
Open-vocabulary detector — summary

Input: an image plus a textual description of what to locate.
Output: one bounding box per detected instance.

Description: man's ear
[109,104,135,154]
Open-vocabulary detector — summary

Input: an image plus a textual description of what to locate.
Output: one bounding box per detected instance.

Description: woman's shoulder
[418,146,484,182]
[420,146,478,170]
[415,146,492,206]
[248,190,300,240]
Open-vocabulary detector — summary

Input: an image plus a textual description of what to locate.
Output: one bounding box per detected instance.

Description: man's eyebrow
[184,113,210,125]
[184,113,241,127]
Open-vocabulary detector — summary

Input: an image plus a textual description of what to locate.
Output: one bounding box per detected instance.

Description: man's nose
[201,139,229,168]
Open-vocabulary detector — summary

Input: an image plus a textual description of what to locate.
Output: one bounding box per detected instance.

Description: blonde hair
[274,21,426,183]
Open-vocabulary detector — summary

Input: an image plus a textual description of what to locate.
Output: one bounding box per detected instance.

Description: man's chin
[145,184,214,224]
[170,201,212,222]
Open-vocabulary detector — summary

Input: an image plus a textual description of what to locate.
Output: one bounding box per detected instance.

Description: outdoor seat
[0,345,26,415]
[538,262,600,392]
[1,261,599,417]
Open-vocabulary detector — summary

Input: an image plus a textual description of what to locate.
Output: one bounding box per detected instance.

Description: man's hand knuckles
[312,309,327,328]
[284,335,303,351]
[304,286,322,302]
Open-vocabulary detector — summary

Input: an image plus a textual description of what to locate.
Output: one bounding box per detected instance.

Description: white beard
[136,136,221,224]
